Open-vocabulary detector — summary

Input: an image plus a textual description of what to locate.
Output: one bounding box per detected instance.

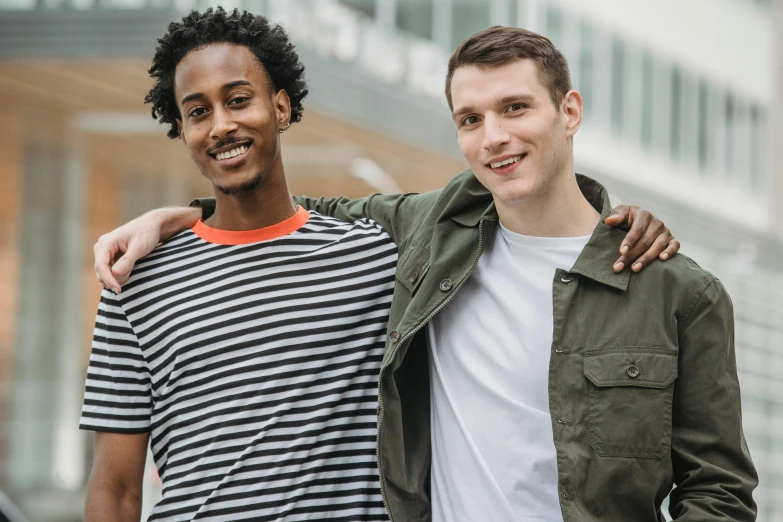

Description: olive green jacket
[197,171,757,521]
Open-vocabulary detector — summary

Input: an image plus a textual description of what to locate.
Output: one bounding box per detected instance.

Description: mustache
[206,137,253,156]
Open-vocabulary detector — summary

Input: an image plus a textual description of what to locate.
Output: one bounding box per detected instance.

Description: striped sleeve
[79,289,152,434]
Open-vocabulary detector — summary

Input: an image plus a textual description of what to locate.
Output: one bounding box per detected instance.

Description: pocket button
[627,365,640,378]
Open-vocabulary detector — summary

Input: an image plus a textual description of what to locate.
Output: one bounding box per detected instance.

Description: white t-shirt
[428,222,590,522]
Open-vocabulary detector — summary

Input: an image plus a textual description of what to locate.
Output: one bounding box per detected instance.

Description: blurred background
[0,0,781,520]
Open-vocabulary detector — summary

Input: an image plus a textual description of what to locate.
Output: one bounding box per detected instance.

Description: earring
[278,122,290,134]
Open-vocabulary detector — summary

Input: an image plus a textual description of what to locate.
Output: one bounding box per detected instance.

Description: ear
[274,89,292,130]
[176,119,186,145]
[562,90,583,139]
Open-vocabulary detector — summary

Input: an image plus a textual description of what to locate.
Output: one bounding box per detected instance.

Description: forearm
[154,206,201,242]
[84,432,149,522]
[84,485,142,522]
[295,192,436,245]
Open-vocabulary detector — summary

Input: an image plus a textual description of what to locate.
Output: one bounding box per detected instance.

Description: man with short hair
[90,24,750,522]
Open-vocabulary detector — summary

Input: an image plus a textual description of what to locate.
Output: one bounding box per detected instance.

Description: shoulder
[441,168,488,197]
[651,253,718,292]
[637,252,730,321]
[670,254,731,315]
[305,211,395,242]
[120,229,207,295]
[430,169,494,223]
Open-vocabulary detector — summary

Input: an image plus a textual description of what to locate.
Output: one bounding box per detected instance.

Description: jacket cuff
[189,198,216,220]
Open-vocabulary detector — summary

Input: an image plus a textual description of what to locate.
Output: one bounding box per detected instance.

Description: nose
[210,105,239,140]
[482,114,510,151]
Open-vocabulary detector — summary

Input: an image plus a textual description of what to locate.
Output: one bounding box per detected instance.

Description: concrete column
[0,116,22,491]
[51,148,88,492]
[9,144,88,500]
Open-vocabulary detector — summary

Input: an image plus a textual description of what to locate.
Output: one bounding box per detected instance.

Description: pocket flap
[396,244,430,293]
[583,350,677,389]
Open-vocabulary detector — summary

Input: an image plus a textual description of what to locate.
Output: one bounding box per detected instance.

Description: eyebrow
[180,80,253,107]
[452,93,536,120]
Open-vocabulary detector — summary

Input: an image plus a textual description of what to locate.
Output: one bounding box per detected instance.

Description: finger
[604,205,631,227]
[614,221,663,272]
[111,235,154,281]
[659,238,681,261]
[94,240,122,293]
[112,254,139,283]
[111,263,132,287]
[618,208,652,256]
[629,232,670,272]
[625,222,665,270]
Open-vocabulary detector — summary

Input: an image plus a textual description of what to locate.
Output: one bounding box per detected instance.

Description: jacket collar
[446,170,631,291]
[569,175,631,292]
[447,170,496,227]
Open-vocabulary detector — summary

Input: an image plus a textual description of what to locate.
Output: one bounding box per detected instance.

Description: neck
[496,167,600,238]
[206,165,297,231]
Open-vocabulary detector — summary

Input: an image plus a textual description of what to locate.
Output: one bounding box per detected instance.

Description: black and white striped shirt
[80,208,396,521]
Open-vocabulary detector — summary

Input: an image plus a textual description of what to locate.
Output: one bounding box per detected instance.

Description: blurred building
[0,0,780,520]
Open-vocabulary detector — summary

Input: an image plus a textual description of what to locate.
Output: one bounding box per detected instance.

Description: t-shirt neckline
[192,206,310,245]
[499,221,592,249]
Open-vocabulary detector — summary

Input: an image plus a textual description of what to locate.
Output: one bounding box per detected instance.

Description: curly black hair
[145,7,309,139]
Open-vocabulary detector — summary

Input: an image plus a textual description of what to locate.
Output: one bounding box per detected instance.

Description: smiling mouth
[488,154,526,169]
[213,144,250,161]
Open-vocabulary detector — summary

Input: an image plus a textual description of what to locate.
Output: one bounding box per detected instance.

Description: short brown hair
[445,25,572,110]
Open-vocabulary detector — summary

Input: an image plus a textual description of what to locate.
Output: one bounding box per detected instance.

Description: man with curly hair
[80,8,396,521]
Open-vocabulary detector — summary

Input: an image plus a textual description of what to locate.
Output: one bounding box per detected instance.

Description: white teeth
[216,145,248,161]
[490,155,522,169]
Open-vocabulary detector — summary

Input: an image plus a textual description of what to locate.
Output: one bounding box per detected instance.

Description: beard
[215,171,264,196]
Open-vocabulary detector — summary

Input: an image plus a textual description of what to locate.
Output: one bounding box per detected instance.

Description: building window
[640,52,654,149]
[749,105,765,190]
[452,0,490,49]
[488,0,513,25]
[338,0,376,19]
[610,39,625,136]
[545,4,563,49]
[696,81,712,172]
[509,0,524,27]
[725,94,735,178]
[682,73,699,167]
[396,0,433,40]
[734,100,750,187]
[578,22,595,123]
[670,67,683,160]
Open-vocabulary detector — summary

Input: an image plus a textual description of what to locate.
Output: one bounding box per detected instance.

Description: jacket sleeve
[294,192,440,245]
[668,278,758,521]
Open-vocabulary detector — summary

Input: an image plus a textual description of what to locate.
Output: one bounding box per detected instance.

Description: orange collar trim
[192,206,310,245]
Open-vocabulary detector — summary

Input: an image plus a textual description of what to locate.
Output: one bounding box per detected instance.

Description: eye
[229,96,250,105]
[508,103,526,112]
[462,115,480,126]
[188,107,208,118]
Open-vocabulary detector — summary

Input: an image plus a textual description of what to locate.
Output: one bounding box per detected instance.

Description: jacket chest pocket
[396,244,430,295]
[583,349,678,459]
